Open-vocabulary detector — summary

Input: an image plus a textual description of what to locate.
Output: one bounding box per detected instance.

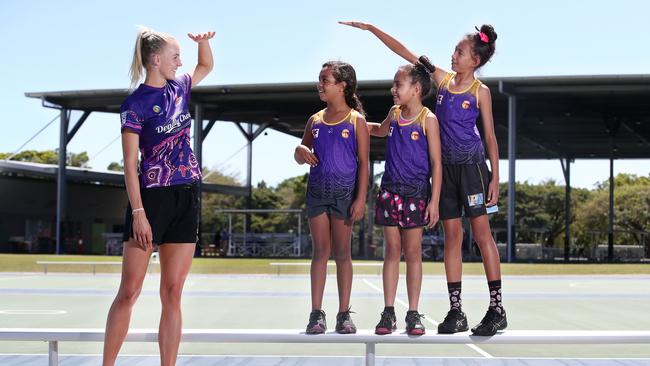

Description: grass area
[1,254,649,275]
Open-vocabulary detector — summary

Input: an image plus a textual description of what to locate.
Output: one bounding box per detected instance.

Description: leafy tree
[1,149,89,167]
[107,162,124,171]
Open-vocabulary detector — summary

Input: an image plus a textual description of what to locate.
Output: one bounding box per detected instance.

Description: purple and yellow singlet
[307,109,360,201]
[435,72,486,164]
[381,106,432,198]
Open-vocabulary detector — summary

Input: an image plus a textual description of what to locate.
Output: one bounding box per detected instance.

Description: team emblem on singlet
[462,100,471,109]
[175,96,183,106]
[437,95,444,104]
[312,129,319,138]
[411,131,420,141]
[341,129,350,138]
[153,105,161,113]
[388,126,394,137]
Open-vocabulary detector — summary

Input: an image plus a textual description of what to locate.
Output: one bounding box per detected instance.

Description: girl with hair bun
[340,21,506,336]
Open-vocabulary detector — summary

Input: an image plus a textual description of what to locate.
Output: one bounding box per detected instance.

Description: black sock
[447,281,462,311]
[383,306,395,314]
[488,280,504,315]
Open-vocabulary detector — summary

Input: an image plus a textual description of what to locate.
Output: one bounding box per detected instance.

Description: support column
[604,117,620,262]
[56,109,69,254]
[499,81,517,262]
[246,123,253,210]
[608,149,615,261]
[561,158,572,262]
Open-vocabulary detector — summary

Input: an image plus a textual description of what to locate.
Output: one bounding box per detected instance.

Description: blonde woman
[103,26,214,366]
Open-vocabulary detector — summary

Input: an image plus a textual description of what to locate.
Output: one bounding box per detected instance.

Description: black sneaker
[335,309,357,334]
[306,309,326,334]
[437,308,469,334]
[471,308,507,336]
[405,310,426,336]
[374,310,397,335]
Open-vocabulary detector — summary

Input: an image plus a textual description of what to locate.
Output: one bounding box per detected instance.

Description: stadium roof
[26,74,650,160]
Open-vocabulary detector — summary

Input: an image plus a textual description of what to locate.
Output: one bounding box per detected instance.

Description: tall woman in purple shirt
[103,27,214,366]
[341,21,506,336]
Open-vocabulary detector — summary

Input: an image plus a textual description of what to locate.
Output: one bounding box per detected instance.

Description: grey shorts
[306,197,352,219]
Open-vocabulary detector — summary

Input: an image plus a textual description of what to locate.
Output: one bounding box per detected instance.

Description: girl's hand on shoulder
[188,32,215,43]
[424,202,439,228]
[349,198,366,222]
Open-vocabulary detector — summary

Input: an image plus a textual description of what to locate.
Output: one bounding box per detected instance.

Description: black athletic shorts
[439,162,492,220]
[306,197,352,219]
[123,181,199,244]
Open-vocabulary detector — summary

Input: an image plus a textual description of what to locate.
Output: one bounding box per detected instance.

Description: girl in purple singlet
[367,62,442,336]
[294,61,369,335]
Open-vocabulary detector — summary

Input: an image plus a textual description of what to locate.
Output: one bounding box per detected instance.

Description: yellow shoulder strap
[473,80,482,108]
[420,107,430,136]
[393,105,401,121]
[439,72,454,91]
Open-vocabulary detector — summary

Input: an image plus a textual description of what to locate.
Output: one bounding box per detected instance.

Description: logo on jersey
[467,193,484,207]
[155,112,191,134]
[153,105,161,113]
[312,129,319,138]
[175,96,183,106]
[437,95,444,104]
[462,100,471,109]
[411,131,420,141]
[341,129,350,138]
[388,126,394,137]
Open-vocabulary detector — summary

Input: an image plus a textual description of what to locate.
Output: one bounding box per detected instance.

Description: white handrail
[2,328,650,366]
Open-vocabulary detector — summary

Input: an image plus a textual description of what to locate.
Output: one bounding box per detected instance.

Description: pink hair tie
[475,26,490,43]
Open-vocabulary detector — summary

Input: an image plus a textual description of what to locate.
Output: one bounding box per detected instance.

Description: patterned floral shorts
[374,188,429,228]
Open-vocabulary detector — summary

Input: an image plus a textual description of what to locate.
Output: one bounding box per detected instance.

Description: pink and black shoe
[305,309,326,334]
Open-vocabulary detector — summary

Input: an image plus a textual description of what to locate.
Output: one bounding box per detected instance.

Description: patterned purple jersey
[120,74,201,188]
[307,109,360,201]
[435,72,486,164]
[381,106,432,198]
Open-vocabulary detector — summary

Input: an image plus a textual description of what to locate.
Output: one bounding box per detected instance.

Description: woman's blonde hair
[129,26,172,88]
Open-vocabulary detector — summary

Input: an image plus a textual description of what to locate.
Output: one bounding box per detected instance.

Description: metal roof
[26,74,650,160]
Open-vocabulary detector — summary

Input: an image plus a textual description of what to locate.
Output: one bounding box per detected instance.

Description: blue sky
[1,0,648,189]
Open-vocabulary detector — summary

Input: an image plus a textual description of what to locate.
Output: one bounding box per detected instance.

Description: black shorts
[306,197,352,219]
[123,182,199,244]
[440,162,491,220]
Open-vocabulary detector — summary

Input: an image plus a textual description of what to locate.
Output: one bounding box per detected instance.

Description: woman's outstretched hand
[188,32,216,43]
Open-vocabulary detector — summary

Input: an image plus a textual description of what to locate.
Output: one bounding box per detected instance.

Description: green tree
[107,161,124,171]
[493,180,591,246]
[1,149,90,167]
[574,174,650,249]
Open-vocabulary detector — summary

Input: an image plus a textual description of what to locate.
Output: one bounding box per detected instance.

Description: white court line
[0,310,67,315]
[0,276,39,281]
[362,278,494,359]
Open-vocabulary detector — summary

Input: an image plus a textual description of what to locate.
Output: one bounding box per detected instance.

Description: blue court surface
[1,272,649,365]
